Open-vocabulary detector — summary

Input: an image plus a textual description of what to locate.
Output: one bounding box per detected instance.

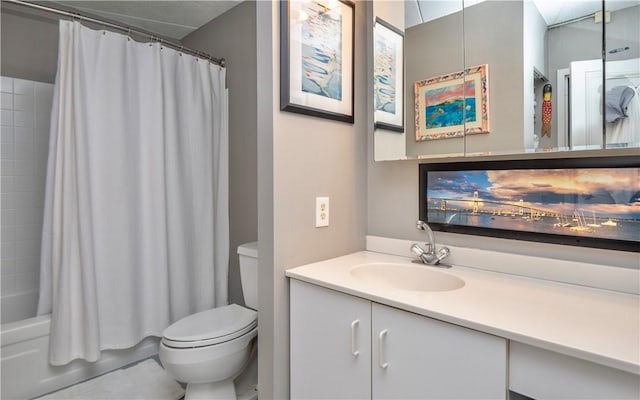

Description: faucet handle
[410,243,425,258]
[436,246,450,262]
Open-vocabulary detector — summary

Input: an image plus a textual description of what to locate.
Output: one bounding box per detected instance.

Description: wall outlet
[315,197,329,228]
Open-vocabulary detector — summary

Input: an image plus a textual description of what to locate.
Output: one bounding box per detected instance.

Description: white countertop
[285,250,640,375]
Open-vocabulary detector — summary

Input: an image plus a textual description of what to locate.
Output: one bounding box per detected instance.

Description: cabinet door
[290,280,371,399]
[510,342,640,399]
[372,303,507,399]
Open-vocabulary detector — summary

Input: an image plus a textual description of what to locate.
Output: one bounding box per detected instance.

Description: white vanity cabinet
[509,342,640,399]
[290,279,508,399]
[372,302,507,399]
[290,279,372,399]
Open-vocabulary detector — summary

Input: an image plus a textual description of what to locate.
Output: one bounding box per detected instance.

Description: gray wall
[182,1,258,308]
[256,2,274,396]
[604,5,640,63]
[367,153,639,272]
[257,1,368,397]
[463,0,525,154]
[405,8,464,157]
[1,6,59,83]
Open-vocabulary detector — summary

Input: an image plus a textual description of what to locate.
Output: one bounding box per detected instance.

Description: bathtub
[1,290,40,325]
[1,314,159,399]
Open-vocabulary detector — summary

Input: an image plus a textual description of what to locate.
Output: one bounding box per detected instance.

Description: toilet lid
[237,241,258,258]
[163,304,257,344]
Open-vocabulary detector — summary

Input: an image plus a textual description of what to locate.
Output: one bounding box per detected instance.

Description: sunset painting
[426,167,640,243]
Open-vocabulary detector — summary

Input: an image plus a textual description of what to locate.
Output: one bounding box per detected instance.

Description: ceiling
[406,0,639,29]
[50,1,243,40]
[531,0,636,26]
[28,1,639,39]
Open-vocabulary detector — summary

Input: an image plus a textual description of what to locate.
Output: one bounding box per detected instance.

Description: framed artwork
[415,64,490,141]
[280,0,355,123]
[419,157,640,252]
[374,17,404,132]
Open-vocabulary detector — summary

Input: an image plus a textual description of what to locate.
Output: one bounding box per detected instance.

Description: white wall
[1,77,53,323]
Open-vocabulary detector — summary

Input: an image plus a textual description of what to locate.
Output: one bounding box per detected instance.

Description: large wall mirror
[373,0,640,161]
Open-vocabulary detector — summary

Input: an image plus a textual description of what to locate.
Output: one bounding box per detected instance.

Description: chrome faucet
[411,220,451,267]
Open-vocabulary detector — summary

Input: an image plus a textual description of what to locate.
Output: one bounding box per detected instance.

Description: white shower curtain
[37,20,229,366]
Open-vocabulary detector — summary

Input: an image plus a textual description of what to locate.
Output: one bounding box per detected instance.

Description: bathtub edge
[1,315,50,347]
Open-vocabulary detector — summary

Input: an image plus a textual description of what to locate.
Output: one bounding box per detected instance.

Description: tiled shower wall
[1,76,54,318]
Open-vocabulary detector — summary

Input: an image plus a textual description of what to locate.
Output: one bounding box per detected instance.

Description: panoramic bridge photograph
[426,167,640,243]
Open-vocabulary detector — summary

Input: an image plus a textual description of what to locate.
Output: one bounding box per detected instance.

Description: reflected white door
[570,59,603,148]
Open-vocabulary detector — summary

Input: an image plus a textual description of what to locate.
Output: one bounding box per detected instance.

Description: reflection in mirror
[372,0,639,161]
[463,0,529,156]
[373,1,408,161]
[464,0,639,154]
[372,0,466,161]
[538,0,637,150]
[464,0,605,155]
[534,0,605,151]
[405,0,465,159]
[605,1,640,148]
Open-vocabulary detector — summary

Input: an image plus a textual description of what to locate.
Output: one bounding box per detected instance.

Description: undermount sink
[350,263,465,292]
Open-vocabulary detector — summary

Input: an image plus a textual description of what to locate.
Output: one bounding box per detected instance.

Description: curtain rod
[3,0,225,67]
[547,12,595,30]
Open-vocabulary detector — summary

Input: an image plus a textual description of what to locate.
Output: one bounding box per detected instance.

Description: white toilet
[160,242,258,399]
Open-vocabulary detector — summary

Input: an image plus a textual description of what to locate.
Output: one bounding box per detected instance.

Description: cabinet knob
[351,320,360,357]
[378,329,389,369]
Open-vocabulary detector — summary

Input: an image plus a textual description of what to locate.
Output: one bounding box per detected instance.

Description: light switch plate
[315,197,329,227]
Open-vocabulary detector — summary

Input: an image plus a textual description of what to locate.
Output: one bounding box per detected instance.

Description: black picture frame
[419,157,640,252]
[373,17,404,132]
[280,0,355,123]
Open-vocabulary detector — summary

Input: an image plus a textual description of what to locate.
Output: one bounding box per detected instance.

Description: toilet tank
[237,242,258,310]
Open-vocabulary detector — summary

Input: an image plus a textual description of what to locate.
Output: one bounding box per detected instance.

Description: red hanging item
[541,84,552,138]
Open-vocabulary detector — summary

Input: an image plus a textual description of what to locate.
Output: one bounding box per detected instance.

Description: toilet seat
[162,304,257,349]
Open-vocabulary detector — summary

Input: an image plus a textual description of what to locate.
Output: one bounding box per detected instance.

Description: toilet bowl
[159,242,258,399]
